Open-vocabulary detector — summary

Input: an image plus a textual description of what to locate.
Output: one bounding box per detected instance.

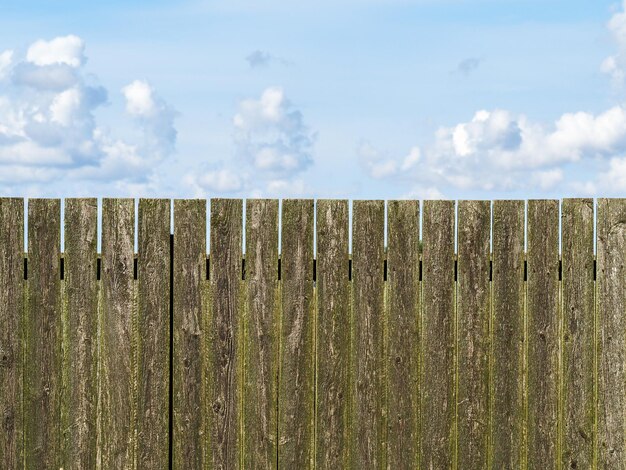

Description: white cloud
[26,35,85,68]
[0,50,13,80]
[603,1,626,87]
[189,167,243,193]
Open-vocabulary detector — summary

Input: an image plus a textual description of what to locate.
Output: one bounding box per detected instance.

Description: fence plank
[386,200,420,469]
[278,199,315,469]
[420,200,455,469]
[209,198,243,469]
[62,198,98,468]
[526,199,559,468]
[456,200,490,469]
[24,198,61,469]
[100,198,136,469]
[597,198,626,468]
[0,198,24,469]
[315,199,350,470]
[244,199,279,469]
[561,198,594,468]
[173,199,207,469]
[491,200,525,469]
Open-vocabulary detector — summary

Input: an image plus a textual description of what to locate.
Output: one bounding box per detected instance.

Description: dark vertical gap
[558,258,562,281]
[313,258,317,282]
[134,256,138,280]
[524,259,528,282]
[24,257,27,280]
[169,233,174,470]
[97,257,101,281]
[419,259,422,282]
[348,258,352,281]
[60,256,64,280]
[383,258,387,281]
[278,256,281,281]
[206,256,210,280]
[242,257,246,280]
[593,257,597,281]
[454,257,457,282]
[489,258,493,282]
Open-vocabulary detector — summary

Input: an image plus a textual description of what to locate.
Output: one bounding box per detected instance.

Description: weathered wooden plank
[526,199,559,468]
[100,198,136,469]
[173,199,207,469]
[420,200,455,469]
[386,200,420,470]
[561,198,594,469]
[315,199,350,470]
[24,198,62,469]
[596,198,626,468]
[491,200,525,469]
[244,199,279,469]
[456,200,490,469]
[0,198,24,468]
[62,198,98,469]
[278,199,315,469]
[209,198,243,469]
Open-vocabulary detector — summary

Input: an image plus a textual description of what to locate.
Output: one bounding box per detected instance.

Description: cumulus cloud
[245,49,291,68]
[26,35,85,68]
[603,1,626,87]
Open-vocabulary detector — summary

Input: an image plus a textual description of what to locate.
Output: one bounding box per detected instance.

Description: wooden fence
[0,197,623,469]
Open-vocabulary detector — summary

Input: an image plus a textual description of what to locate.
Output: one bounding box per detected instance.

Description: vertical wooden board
[173,199,207,469]
[561,198,594,469]
[420,200,455,469]
[24,198,61,469]
[244,199,279,469]
[209,198,243,469]
[278,199,315,469]
[315,199,350,470]
[596,198,626,468]
[136,198,170,467]
[526,199,559,468]
[491,200,525,469]
[456,200,490,469]
[100,198,136,469]
[386,200,420,470]
[62,198,98,469]
[0,198,24,468]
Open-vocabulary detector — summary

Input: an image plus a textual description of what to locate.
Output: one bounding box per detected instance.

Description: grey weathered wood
[561,198,594,469]
[100,198,136,469]
[278,199,315,469]
[24,198,61,469]
[244,199,279,469]
[491,200,525,469]
[315,199,350,470]
[526,199,559,469]
[209,198,243,469]
[0,198,24,469]
[62,198,98,469]
[596,198,626,468]
[420,200,455,469]
[386,200,420,470]
[456,200,490,469]
[173,199,207,469]
[351,200,385,469]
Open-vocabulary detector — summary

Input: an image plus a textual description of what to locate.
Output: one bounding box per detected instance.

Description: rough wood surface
[526,199,559,469]
[491,200,525,469]
[278,199,315,469]
[596,198,626,468]
[420,200,455,470]
[100,198,136,469]
[173,199,207,469]
[315,199,350,470]
[62,198,98,469]
[24,198,62,469]
[209,198,243,469]
[0,198,23,468]
[351,200,385,469]
[456,200,490,469]
[244,199,279,469]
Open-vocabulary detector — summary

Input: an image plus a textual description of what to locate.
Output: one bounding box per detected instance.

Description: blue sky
[1,0,625,199]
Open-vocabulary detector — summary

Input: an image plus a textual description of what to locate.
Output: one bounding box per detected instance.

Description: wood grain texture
[526,199,559,469]
[596,198,626,468]
[209,198,243,470]
[24,198,61,469]
[561,198,594,469]
[173,199,207,469]
[386,200,419,470]
[456,200,490,469]
[244,199,279,470]
[351,200,385,470]
[0,198,24,469]
[315,199,350,470]
[420,200,455,470]
[491,200,525,469]
[100,198,136,469]
[278,199,315,469]
[62,198,98,469]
